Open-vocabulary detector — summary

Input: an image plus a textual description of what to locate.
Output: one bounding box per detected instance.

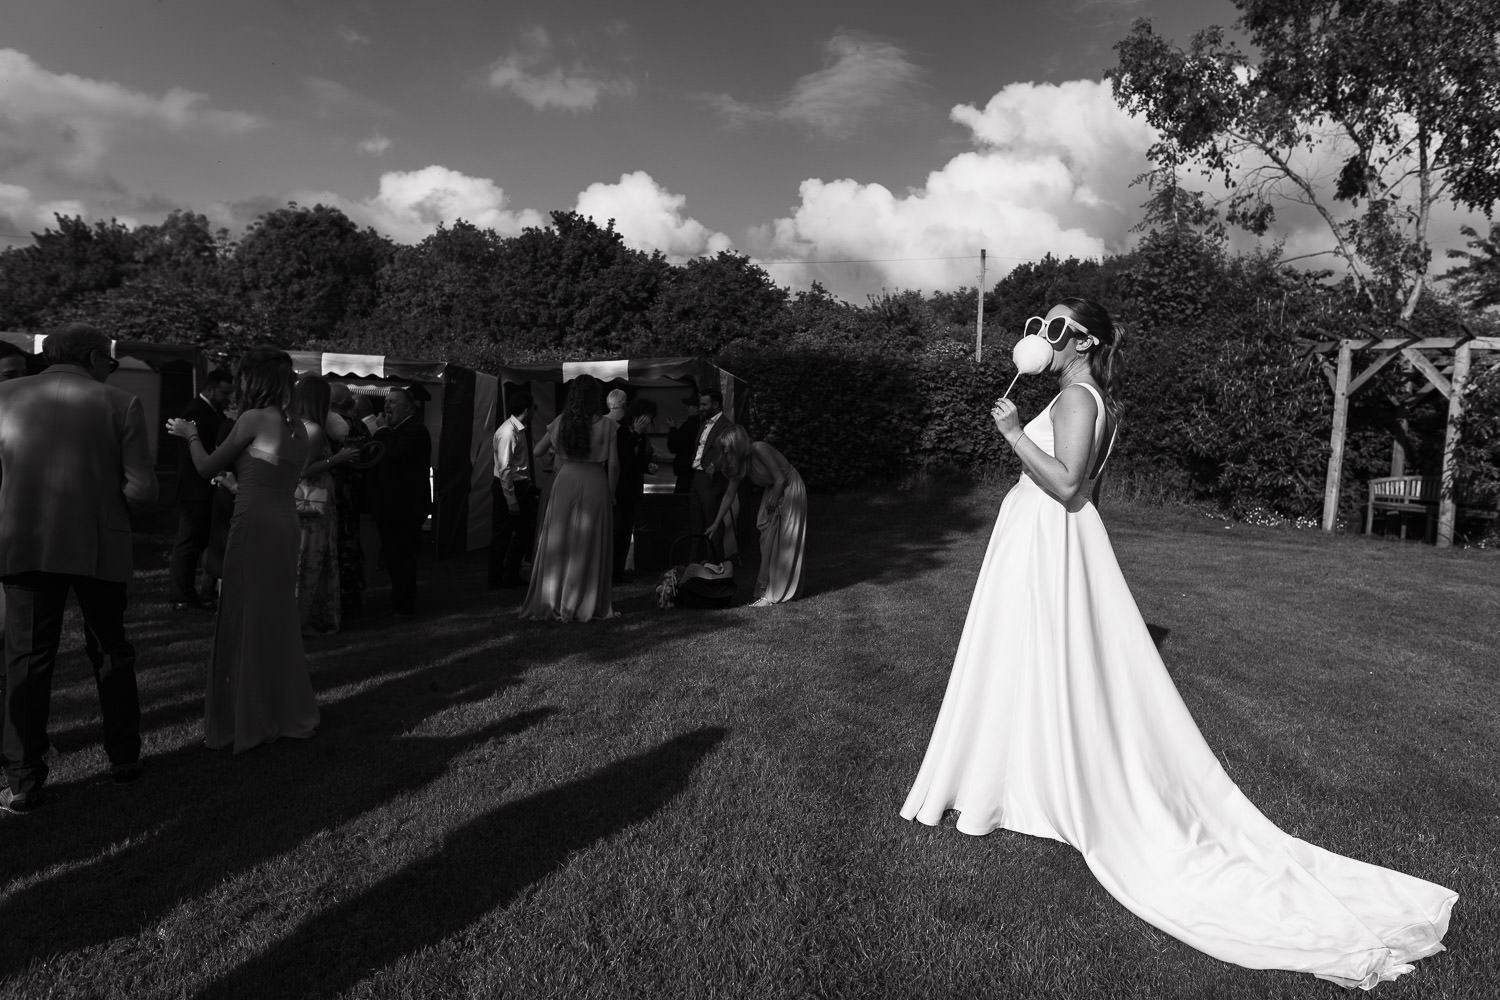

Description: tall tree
[231,203,391,347]
[0,215,140,328]
[366,220,509,362]
[1108,0,1500,322]
[495,211,668,356]
[1443,222,1500,312]
[648,252,789,355]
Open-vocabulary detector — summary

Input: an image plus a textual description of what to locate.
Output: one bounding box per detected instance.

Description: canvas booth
[288,351,499,558]
[496,357,750,572]
[0,330,204,469]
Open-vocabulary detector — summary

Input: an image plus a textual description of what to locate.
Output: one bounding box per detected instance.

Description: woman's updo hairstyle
[1060,297,1124,411]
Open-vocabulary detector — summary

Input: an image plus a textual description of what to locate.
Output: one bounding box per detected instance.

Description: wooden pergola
[1310,332,1500,547]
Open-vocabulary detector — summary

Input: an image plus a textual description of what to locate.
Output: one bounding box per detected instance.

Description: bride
[899,297,1455,989]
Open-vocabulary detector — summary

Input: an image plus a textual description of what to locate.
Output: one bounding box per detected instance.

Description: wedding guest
[488,391,536,589]
[292,375,357,635]
[167,347,319,753]
[0,340,29,634]
[665,395,700,494]
[365,385,431,619]
[899,298,1455,987]
[328,383,371,615]
[0,341,28,382]
[613,397,658,583]
[519,374,618,622]
[687,389,736,561]
[709,426,806,605]
[1,323,156,813]
[606,388,628,424]
[169,368,233,612]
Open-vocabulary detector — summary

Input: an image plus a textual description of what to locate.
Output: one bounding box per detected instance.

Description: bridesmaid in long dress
[291,375,349,636]
[900,298,1455,989]
[167,348,320,752]
[709,426,806,605]
[519,374,619,622]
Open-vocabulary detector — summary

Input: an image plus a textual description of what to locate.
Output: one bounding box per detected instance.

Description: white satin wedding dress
[900,383,1455,990]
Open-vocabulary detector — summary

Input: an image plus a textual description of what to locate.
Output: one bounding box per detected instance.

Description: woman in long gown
[900,298,1455,989]
[291,375,349,636]
[518,374,619,623]
[167,348,320,753]
[709,426,806,605]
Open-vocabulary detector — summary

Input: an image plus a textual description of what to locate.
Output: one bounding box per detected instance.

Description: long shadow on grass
[0,700,556,980]
[2,556,740,970]
[800,484,991,599]
[191,726,727,1000]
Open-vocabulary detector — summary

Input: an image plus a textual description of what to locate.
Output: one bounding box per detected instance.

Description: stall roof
[0,331,201,369]
[498,357,738,388]
[288,351,452,382]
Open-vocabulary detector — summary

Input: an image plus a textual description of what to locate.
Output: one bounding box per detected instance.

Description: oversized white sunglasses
[1023,314,1090,344]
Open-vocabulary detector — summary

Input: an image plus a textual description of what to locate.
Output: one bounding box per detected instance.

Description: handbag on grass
[667,533,737,609]
[295,480,331,518]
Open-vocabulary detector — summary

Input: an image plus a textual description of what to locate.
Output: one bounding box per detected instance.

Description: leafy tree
[0,215,140,328]
[364,220,509,363]
[647,251,789,355]
[1109,0,1500,322]
[1443,222,1500,312]
[230,203,391,347]
[495,211,668,356]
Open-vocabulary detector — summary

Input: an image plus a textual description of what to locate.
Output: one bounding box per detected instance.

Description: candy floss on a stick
[1000,333,1053,399]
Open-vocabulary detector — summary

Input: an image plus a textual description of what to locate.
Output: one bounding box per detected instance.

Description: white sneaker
[749,596,774,607]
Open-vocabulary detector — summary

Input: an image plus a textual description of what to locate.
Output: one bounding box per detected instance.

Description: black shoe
[111,762,143,784]
[1,787,44,815]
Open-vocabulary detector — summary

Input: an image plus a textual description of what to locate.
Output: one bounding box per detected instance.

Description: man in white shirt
[488,392,536,589]
[687,388,735,561]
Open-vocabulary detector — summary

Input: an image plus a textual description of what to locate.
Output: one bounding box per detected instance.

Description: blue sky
[0,0,1484,301]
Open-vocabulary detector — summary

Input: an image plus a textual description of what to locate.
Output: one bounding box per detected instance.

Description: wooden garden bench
[1365,475,1498,542]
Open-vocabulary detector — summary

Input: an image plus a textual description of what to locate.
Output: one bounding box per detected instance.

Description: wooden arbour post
[1311,333,1500,547]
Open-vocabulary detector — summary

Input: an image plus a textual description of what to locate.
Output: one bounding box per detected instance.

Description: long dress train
[900,383,1455,990]
[519,417,615,622]
[207,438,321,753]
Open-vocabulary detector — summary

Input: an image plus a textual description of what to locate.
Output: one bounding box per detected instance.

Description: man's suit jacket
[175,395,224,503]
[667,415,701,480]
[369,416,432,525]
[695,412,736,480]
[0,365,157,582]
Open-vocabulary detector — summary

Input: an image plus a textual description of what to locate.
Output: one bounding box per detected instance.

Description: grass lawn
[2,485,1495,999]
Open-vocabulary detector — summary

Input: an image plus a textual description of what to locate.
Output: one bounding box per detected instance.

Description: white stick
[1000,370,1021,400]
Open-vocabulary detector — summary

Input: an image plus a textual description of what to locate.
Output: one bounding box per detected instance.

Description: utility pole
[975,248,987,363]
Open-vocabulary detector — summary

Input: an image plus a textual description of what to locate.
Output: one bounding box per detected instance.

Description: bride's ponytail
[1059,297,1123,415]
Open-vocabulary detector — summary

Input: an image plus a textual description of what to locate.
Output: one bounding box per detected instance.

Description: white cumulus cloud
[0,48,260,177]
[751,79,1155,297]
[486,25,635,112]
[292,165,546,243]
[574,171,732,261]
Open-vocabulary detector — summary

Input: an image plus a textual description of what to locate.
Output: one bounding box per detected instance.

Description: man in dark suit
[613,397,658,583]
[168,368,233,611]
[0,324,157,814]
[665,395,700,495]
[687,389,736,561]
[365,385,432,618]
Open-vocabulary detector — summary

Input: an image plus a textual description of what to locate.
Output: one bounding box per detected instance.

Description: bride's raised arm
[995,384,1098,503]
